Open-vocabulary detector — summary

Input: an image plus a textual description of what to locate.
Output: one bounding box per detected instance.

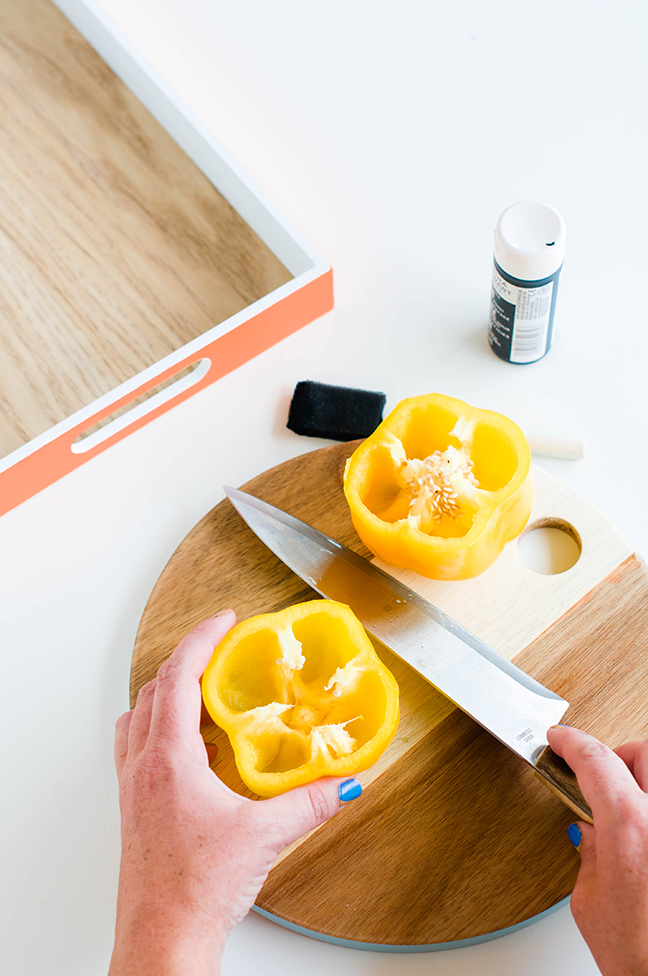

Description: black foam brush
[287,380,386,441]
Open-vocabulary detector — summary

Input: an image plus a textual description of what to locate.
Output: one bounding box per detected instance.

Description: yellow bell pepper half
[201,600,400,797]
[343,393,532,580]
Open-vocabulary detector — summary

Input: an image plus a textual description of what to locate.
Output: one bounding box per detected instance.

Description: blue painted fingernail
[339,778,362,802]
[567,823,582,848]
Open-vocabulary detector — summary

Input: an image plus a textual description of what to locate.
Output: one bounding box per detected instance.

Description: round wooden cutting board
[132,442,648,949]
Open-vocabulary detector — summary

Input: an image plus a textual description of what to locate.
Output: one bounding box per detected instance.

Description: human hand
[547,725,648,976]
[109,610,361,976]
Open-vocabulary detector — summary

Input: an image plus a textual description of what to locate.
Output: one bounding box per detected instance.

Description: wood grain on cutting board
[132,442,648,946]
[0,0,291,460]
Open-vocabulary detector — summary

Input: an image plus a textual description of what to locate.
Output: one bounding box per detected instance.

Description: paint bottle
[488,201,566,364]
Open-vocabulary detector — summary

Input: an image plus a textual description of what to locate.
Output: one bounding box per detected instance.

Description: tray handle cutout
[71,358,211,454]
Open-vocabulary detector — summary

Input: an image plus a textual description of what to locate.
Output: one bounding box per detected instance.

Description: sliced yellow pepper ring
[201,600,400,797]
[343,392,532,580]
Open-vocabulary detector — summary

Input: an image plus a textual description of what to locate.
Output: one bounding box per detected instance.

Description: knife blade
[223,485,592,823]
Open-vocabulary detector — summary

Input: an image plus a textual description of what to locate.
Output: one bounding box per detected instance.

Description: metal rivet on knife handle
[534,747,593,824]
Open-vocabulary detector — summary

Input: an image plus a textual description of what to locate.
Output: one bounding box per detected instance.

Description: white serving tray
[0,0,332,517]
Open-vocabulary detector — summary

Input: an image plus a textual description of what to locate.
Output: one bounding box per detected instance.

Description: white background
[1,1,647,973]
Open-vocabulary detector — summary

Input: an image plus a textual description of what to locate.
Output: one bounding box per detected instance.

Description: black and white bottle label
[489,266,554,364]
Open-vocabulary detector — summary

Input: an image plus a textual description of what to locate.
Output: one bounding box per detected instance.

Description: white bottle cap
[494,201,566,282]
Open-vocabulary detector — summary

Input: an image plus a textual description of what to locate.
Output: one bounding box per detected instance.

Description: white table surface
[2,1,647,973]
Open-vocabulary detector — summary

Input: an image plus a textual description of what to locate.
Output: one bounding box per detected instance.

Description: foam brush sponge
[287,380,387,441]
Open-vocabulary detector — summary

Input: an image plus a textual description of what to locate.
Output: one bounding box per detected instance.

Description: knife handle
[534,746,594,825]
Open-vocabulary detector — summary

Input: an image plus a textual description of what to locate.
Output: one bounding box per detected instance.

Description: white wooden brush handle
[528,435,586,459]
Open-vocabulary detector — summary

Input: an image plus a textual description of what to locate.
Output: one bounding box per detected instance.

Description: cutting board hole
[517,519,581,575]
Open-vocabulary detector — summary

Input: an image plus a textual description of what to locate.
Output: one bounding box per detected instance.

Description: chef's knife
[223,485,592,824]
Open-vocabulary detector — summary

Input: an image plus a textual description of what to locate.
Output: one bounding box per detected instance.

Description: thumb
[568,820,598,931]
[260,776,363,851]
[568,820,597,879]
